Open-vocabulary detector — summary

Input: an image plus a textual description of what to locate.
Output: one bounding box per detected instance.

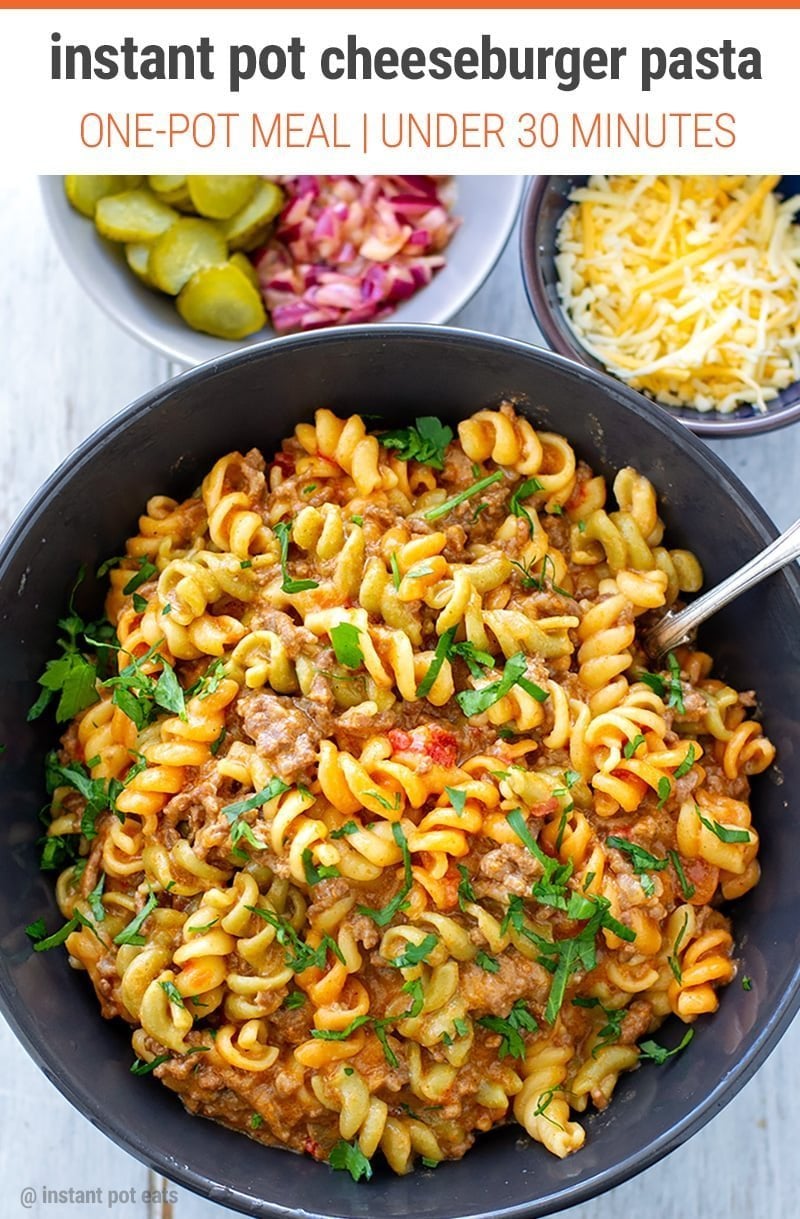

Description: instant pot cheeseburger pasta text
[31,404,775,1179]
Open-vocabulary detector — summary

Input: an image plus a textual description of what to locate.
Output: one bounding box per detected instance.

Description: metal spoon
[644,517,800,657]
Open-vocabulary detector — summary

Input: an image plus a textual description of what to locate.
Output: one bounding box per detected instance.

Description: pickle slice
[222,180,284,251]
[64,175,127,218]
[177,262,267,339]
[148,218,228,295]
[125,241,156,286]
[95,189,179,243]
[148,175,191,207]
[187,176,259,220]
[229,251,259,289]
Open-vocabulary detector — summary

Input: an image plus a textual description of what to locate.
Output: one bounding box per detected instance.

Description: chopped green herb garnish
[86,874,106,923]
[638,1028,694,1064]
[695,806,752,844]
[657,776,672,809]
[476,950,499,973]
[132,592,148,614]
[380,417,453,470]
[250,1113,263,1129]
[623,733,646,759]
[457,651,547,717]
[273,520,319,594]
[301,849,340,886]
[284,990,306,1010]
[668,849,696,900]
[246,905,344,973]
[742,976,752,991]
[329,1139,373,1182]
[330,622,363,670]
[28,569,100,723]
[159,979,185,1009]
[445,786,467,816]
[311,1014,371,1041]
[423,471,504,522]
[130,1054,170,1075]
[673,743,697,779]
[666,652,686,713]
[114,891,158,946]
[123,559,157,596]
[388,933,438,969]
[477,999,538,1059]
[457,864,476,912]
[450,640,494,678]
[509,477,543,533]
[330,820,358,839]
[668,911,689,984]
[351,515,363,527]
[390,552,401,590]
[415,626,457,700]
[357,823,413,926]
[222,777,290,822]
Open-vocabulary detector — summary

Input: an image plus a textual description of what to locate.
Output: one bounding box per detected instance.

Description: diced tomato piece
[424,727,458,768]
[303,1136,325,1161]
[388,729,413,752]
[271,451,295,477]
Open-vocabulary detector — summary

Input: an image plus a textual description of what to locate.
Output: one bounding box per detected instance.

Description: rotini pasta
[30,404,774,1182]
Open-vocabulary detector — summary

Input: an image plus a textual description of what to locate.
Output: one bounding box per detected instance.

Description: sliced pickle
[229,251,259,289]
[187,175,259,220]
[176,262,267,339]
[64,175,127,218]
[95,189,179,243]
[148,218,228,295]
[222,180,284,251]
[148,175,191,207]
[125,241,156,286]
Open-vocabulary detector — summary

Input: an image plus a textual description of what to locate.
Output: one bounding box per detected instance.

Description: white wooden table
[1,178,798,1219]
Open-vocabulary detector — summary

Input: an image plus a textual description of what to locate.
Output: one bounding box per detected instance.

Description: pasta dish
[29,404,775,1179]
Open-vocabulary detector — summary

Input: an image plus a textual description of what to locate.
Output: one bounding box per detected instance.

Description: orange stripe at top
[9,1,800,7]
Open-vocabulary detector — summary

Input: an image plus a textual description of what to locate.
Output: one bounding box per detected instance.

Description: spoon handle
[645,516,800,657]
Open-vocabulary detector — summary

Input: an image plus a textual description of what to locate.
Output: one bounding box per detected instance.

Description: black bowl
[520,175,800,437]
[1,326,798,1219]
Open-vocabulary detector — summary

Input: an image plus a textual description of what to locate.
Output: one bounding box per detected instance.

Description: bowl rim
[518,174,800,439]
[2,322,799,1219]
[39,174,526,367]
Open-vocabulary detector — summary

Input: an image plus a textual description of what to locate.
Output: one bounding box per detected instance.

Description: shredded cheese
[555,175,800,414]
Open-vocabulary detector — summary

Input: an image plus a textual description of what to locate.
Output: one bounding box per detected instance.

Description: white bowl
[40,175,524,366]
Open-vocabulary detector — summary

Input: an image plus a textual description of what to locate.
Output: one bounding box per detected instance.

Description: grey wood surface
[1,178,798,1219]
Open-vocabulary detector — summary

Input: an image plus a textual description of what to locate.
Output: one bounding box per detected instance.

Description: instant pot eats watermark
[19,1185,178,1209]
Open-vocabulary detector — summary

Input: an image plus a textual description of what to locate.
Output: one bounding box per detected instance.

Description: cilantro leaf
[638,1027,694,1064]
[623,733,646,760]
[668,849,696,900]
[387,933,438,969]
[380,417,453,470]
[113,890,157,946]
[284,990,306,1010]
[330,623,363,670]
[673,742,697,779]
[450,640,494,678]
[222,777,291,822]
[457,651,547,717]
[666,652,686,713]
[329,1138,373,1182]
[273,520,319,594]
[357,823,412,926]
[509,477,543,533]
[457,864,476,912]
[301,849,340,886]
[416,626,457,700]
[476,950,499,973]
[159,979,185,1009]
[154,662,186,719]
[130,1054,170,1075]
[695,805,752,844]
[477,1000,538,1059]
